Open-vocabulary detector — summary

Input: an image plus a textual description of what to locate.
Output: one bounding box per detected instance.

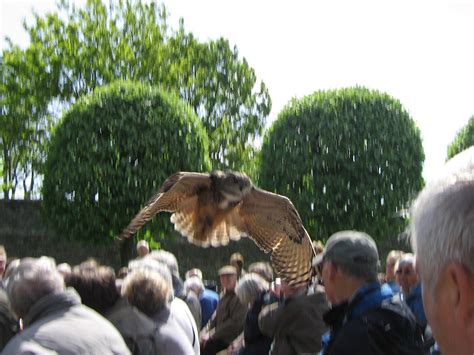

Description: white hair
[235,273,269,305]
[397,253,415,268]
[185,268,203,280]
[184,276,204,296]
[5,257,64,318]
[410,147,474,294]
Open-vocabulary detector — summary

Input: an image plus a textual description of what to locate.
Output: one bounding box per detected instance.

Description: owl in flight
[118,171,314,286]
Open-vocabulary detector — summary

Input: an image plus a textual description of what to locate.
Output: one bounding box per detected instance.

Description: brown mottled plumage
[118,171,314,286]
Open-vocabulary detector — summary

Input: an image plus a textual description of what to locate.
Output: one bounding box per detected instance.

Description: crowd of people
[0,146,472,354]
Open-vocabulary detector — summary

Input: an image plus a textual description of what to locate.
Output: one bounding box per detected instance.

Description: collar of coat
[23,288,81,327]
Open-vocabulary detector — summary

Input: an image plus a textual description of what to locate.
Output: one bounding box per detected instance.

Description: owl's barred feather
[118,170,315,286]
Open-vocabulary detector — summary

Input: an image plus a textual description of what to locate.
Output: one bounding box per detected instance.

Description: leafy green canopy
[42,81,211,243]
[2,0,269,181]
[259,87,424,242]
[1,47,52,199]
[447,115,474,159]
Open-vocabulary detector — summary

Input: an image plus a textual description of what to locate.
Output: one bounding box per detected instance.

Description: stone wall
[0,200,266,278]
[0,200,411,277]
[0,200,122,268]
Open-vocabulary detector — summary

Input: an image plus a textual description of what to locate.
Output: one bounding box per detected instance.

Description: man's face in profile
[0,253,6,277]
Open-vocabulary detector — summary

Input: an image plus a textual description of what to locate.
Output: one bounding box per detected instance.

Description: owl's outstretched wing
[117,172,210,241]
[236,187,314,286]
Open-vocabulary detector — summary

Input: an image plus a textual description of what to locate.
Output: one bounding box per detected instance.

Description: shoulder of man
[362,295,425,354]
[326,295,425,355]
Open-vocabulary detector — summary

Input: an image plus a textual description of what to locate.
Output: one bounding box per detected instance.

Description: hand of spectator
[200,332,209,348]
[270,277,281,298]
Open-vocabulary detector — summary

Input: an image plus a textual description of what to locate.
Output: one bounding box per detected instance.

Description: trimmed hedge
[43,81,211,249]
[259,87,424,242]
[447,115,474,159]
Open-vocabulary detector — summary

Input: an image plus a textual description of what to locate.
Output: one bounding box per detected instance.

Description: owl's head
[212,170,252,203]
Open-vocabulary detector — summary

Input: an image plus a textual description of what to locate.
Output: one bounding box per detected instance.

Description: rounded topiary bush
[43,81,211,245]
[447,115,474,159]
[258,87,424,242]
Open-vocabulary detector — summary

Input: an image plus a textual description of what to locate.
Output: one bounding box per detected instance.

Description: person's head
[122,267,171,317]
[77,258,99,271]
[5,257,64,319]
[248,262,273,283]
[312,240,325,255]
[184,275,204,296]
[396,253,418,294]
[315,230,379,305]
[218,265,238,292]
[128,257,173,299]
[65,264,119,314]
[136,240,150,258]
[0,246,7,277]
[56,263,72,279]
[230,252,244,273]
[148,250,179,277]
[385,250,404,281]
[235,273,269,305]
[117,266,129,280]
[185,268,203,280]
[410,147,474,354]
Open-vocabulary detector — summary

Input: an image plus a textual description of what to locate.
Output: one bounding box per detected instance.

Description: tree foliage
[1,46,52,199]
[42,81,211,245]
[258,87,425,242]
[447,115,474,159]
[1,0,270,197]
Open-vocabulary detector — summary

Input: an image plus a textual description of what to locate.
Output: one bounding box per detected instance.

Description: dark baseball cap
[313,230,379,269]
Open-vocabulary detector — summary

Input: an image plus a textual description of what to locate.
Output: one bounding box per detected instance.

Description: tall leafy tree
[447,115,474,159]
[258,87,424,242]
[1,47,52,199]
[42,82,211,261]
[3,0,269,191]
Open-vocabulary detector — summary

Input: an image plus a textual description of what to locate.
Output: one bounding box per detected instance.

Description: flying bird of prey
[118,171,314,286]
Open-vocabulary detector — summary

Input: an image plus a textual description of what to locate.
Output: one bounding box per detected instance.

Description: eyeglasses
[396,268,413,275]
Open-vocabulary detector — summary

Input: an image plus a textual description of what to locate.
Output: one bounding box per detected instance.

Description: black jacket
[323,284,425,355]
[240,291,273,355]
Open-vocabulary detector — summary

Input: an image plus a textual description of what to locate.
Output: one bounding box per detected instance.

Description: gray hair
[5,257,64,318]
[248,262,273,283]
[122,267,171,317]
[235,273,269,305]
[184,276,204,296]
[410,147,474,294]
[147,250,179,277]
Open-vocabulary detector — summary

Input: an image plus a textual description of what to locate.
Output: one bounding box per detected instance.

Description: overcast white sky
[2,0,473,183]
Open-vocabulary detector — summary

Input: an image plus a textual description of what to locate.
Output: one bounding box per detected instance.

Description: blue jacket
[200,288,219,329]
[384,280,400,294]
[405,282,427,329]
